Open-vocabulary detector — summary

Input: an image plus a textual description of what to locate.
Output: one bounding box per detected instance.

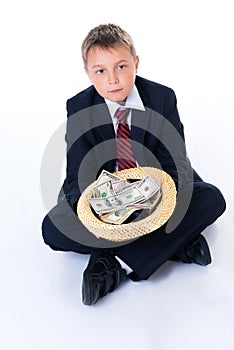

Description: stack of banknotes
[89,170,162,224]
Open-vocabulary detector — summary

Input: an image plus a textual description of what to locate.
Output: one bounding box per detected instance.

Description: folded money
[89,186,145,214]
[89,170,161,224]
[100,207,138,225]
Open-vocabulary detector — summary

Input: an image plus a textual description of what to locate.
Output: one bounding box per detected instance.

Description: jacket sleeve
[62,98,93,211]
[156,88,194,188]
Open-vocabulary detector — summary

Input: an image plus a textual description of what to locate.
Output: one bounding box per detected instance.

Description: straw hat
[77,167,177,242]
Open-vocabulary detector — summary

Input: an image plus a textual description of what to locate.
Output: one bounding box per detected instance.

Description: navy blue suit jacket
[62,75,199,210]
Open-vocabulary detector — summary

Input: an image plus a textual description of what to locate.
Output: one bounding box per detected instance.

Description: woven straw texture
[77,167,177,242]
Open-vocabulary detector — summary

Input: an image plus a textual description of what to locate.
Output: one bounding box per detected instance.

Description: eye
[118,64,126,70]
[96,69,104,75]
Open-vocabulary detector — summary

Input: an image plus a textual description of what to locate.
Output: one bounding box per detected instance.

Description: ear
[135,56,139,73]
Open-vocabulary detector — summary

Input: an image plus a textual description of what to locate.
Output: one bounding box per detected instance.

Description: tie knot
[115,107,130,123]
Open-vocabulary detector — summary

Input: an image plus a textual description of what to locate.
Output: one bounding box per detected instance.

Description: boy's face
[85,45,139,103]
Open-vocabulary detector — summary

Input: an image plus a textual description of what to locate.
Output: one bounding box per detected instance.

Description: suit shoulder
[67,85,95,111]
[66,85,105,117]
[136,76,176,113]
[136,75,175,96]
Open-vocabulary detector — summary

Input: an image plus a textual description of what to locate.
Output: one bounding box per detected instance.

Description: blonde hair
[81,24,137,66]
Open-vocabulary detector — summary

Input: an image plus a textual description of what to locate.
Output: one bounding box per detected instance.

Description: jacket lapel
[131,108,155,166]
[131,76,151,144]
[90,101,115,140]
[131,108,150,144]
[89,100,116,172]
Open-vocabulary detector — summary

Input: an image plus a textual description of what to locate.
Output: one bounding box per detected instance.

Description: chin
[110,95,127,103]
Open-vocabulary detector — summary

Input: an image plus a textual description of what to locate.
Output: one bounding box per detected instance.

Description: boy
[42,24,226,305]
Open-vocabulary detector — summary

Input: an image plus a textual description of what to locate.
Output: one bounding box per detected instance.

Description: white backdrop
[0,1,234,349]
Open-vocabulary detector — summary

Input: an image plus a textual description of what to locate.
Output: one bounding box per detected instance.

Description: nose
[108,71,119,84]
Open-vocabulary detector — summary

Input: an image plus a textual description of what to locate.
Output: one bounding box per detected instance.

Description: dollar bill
[137,175,160,199]
[118,179,141,192]
[93,180,115,198]
[101,194,161,224]
[94,170,121,187]
[93,175,132,199]
[100,207,138,225]
[89,186,145,214]
[111,179,129,193]
[129,199,152,209]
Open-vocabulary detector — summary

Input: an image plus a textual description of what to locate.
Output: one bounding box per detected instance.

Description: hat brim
[77,167,177,242]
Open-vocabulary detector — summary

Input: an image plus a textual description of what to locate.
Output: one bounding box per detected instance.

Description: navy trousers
[41,181,226,279]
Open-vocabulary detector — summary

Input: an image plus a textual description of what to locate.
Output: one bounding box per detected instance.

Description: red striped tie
[115,107,137,170]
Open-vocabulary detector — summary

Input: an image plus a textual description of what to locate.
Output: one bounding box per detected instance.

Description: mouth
[108,88,123,94]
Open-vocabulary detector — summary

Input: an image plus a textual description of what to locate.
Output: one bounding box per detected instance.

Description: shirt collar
[104,85,145,118]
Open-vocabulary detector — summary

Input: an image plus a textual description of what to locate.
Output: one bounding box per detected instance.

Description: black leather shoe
[82,251,127,305]
[172,234,212,266]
